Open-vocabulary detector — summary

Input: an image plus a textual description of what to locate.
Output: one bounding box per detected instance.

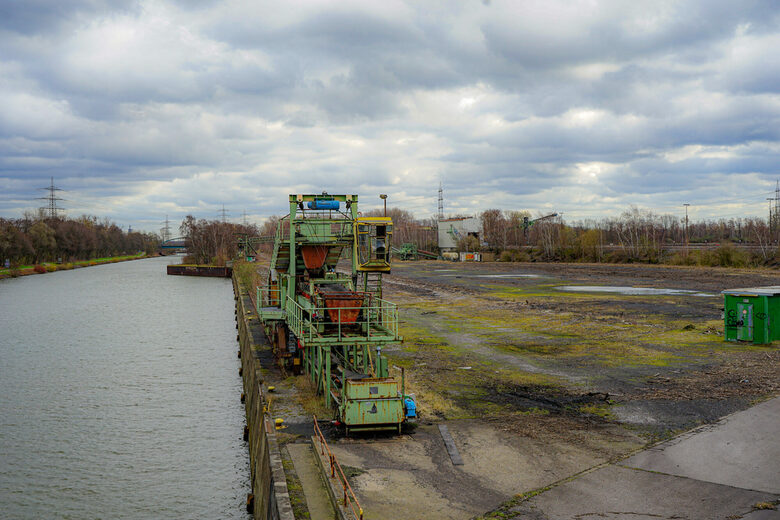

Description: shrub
[499,250,513,262]
[45,264,57,272]
[212,252,229,266]
[33,264,46,274]
[512,249,531,262]
[715,245,748,267]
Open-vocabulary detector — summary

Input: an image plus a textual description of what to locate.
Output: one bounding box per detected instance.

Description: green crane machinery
[522,213,559,240]
[392,243,439,260]
[255,193,415,434]
[236,233,275,262]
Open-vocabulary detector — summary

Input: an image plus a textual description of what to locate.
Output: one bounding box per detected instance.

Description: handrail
[313,416,364,520]
[256,285,282,311]
[286,295,399,343]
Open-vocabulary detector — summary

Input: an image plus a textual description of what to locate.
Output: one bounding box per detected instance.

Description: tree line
[215,203,779,268]
[373,205,779,267]
[0,214,160,265]
[179,215,259,265]
[475,206,779,266]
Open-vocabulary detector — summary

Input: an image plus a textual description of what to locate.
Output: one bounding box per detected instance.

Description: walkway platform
[510,396,780,519]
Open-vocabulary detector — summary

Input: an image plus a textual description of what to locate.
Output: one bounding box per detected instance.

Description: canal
[0,256,250,519]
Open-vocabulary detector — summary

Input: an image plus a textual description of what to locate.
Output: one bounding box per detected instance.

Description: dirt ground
[260,259,780,519]
[320,260,779,520]
[383,260,780,438]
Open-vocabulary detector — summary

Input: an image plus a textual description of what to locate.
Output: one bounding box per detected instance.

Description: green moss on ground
[280,447,311,519]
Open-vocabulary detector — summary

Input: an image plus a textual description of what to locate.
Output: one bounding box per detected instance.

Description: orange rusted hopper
[316,286,365,324]
[301,245,330,270]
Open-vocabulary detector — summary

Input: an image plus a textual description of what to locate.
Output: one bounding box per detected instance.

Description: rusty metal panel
[343,398,404,426]
[344,378,397,399]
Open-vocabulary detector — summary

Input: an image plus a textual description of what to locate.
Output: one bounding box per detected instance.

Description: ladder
[361,272,383,300]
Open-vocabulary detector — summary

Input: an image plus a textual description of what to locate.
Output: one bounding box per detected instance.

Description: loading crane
[236,233,275,261]
[392,243,439,261]
[521,213,559,240]
[255,193,415,434]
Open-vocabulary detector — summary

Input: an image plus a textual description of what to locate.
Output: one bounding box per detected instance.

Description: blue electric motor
[404,397,417,418]
[307,199,340,210]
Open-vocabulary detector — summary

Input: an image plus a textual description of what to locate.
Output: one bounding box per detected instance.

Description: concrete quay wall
[233,276,295,520]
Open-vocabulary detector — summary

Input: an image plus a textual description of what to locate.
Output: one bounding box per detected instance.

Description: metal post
[324,347,331,407]
[683,203,690,256]
[380,194,387,217]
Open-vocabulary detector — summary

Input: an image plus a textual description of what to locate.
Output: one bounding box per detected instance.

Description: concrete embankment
[234,275,295,520]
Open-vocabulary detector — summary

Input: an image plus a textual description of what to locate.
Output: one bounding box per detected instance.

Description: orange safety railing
[313,416,364,520]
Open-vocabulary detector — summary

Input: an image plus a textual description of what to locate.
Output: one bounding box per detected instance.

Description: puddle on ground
[439,273,541,279]
[555,286,715,297]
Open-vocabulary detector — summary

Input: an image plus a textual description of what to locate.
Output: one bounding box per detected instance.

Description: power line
[685,191,776,207]
[218,204,229,223]
[437,182,444,220]
[36,176,65,218]
[160,215,172,242]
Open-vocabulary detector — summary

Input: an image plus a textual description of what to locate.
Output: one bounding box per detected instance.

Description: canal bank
[0,252,149,279]
[233,275,295,520]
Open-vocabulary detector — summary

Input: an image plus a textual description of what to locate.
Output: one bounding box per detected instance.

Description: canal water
[0,256,250,519]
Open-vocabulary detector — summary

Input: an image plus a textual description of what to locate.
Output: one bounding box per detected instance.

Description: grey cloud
[0,0,137,35]
[2,1,780,228]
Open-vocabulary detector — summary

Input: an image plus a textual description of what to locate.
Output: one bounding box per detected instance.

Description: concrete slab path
[509,396,780,519]
[287,443,337,520]
[623,396,780,494]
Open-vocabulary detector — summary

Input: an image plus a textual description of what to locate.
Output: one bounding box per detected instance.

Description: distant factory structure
[437,216,481,251]
[436,183,483,255]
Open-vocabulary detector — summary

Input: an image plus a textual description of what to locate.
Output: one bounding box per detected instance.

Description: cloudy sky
[1,0,779,232]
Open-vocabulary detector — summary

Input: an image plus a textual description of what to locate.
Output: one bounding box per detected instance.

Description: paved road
[509,396,780,519]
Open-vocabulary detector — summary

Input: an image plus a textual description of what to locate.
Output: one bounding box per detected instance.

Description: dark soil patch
[478,383,610,416]
[634,350,780,400]
[613,397,750,438]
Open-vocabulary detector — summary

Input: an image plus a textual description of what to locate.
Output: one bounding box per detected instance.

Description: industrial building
[437,216,481,251]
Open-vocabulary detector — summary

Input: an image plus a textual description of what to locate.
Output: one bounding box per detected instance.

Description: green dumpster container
[722,286,780,344]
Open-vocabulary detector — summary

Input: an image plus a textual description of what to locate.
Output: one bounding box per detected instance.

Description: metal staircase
[361,271,383,300]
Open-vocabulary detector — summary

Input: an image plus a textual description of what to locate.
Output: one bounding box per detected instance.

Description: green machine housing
[722,286,780,344]
[256,193,414,434]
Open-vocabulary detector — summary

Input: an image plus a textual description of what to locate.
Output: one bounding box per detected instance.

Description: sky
[1,0,779,233]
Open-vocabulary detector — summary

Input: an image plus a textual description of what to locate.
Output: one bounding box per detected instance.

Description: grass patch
[292,376,334,419]
[579,402,614,419]
[233,259,263,293]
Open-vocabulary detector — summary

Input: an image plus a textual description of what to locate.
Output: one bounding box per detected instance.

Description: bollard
[240,392,245,403]
[239,366,243,376]
[237,349,241,358]
[243,425,249,441]
[246,493,254,514]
